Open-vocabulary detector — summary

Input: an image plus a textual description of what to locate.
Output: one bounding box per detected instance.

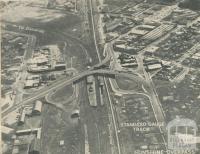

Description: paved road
[137,54,167,146]
[2,68,143,117]
[2,38,111,117]
[137,54,166,123]
[3,32,36,114]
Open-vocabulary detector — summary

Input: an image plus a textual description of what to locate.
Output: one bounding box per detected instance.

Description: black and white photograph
[1,0,200,154]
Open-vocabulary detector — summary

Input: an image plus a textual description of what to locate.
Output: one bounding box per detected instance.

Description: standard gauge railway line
[87,0,122,153]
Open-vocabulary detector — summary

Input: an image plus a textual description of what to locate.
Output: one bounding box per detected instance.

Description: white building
[24,79,40,89]
[32,101,42,115]
[146,63,162,71]
[26,74,40,80]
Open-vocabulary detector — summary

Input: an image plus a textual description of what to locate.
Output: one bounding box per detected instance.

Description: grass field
[115,94,164,153]
[41,104,81,154]
[50,84,74,103]
[115,76,143,91]
[2,3,82,46]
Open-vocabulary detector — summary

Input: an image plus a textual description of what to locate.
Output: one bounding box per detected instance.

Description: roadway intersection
[3,0,200,154]
[1,1,167,153]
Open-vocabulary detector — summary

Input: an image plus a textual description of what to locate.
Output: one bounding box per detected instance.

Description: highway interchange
[2,1,167,153]
[3,0,198,154]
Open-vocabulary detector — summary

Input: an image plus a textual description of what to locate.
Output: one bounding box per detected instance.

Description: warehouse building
[27,56,48,66]
[129,28,149,36]
[54,63,66,70]
[146,63,162,71]
[24,79,40,89]
[18,109,26,125]
[137,25,156,31]
[26,74,40,80]
[113,43,138,54]
[16,128,41,139]
[32,100,42,115]
[104,18,123,32]
[144,45,159,56]
[121,62,138,68]
[28,65,50,73]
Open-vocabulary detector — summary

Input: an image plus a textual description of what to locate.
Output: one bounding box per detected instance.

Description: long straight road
[3,32,36,115]
[140,57,167,147]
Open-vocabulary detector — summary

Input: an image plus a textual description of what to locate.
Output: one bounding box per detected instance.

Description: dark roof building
[104,18,123,32]
[18,109,26,125]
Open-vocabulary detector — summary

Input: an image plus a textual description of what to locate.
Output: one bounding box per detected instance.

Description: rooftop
[130,28,149,36]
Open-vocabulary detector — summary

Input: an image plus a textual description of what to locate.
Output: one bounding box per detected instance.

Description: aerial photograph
[1,0,200,154]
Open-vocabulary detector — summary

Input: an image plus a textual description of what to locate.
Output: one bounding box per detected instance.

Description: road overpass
[2,69,144,117]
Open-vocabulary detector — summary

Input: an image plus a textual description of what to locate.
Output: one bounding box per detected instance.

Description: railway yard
[1,0,200,154]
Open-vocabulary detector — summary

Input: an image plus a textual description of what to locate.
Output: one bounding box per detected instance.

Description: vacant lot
[2,3,82,45]
[115,76,143,91]
[49,84,74,103]
[41,104,81,154]
[115,94,165,153]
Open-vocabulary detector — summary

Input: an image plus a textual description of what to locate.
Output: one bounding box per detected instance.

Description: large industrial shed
[32,101,43,115]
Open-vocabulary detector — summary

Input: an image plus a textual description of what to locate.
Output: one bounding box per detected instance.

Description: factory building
[146,63,162,71]
[137,25,156,31]
[16,129,33,136]
[24,79,40,89]
[27,45,64,73]
[27,65,50,73]
[129,28,149,36]
[104,18,123,32]
[54,63,66,70]
[32,101,43,115]
[16,128,41,139]
[27,53,49,66]
[18,109,26,125]
[24,74,41,89]
[144,45,159,56]
[113,43,138,54]
[26,74,40,80]
[121,63,138,68]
